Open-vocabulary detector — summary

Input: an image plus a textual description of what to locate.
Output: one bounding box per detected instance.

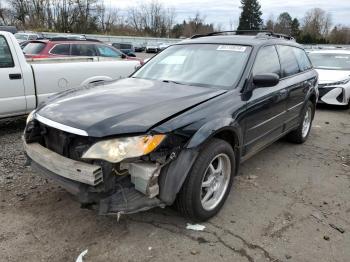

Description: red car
[22,38,143,63]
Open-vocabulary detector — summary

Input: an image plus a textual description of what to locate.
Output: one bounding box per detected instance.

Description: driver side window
[253,46,281,76]
[0,36,14,68]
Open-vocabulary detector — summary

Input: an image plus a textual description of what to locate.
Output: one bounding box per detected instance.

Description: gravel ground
[0,105,349,262]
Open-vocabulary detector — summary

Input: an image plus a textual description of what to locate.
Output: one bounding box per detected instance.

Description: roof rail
[190,30,295,41]
[49,37,101,42]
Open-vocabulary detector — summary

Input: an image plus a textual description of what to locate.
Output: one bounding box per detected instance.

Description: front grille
[25,120,94,161]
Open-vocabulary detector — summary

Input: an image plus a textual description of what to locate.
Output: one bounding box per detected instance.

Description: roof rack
[190,30,295,41]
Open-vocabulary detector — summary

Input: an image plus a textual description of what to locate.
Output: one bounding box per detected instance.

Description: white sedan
[308,50,350,107]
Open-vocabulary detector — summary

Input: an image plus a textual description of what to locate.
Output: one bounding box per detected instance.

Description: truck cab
[0,31,35,118]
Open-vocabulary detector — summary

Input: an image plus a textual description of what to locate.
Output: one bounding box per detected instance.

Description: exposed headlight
[82,135,166,163]
[26,110,35,124]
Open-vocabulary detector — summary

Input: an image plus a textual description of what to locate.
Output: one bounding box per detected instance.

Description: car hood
[35,78,227,137]
[316,69,350,84]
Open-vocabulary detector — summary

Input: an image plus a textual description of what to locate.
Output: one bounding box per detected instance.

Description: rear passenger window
[0,36,14,68]
[71,44,97,56]
[51,44,70,55]
[23,42,46,55]
[253,46,280,76]
[293,48,312,71]
[276,45,300,77]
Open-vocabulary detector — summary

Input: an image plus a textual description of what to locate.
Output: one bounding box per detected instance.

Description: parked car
[22,38,142,63]
[24,31,318,221]
[111,43,136,57]
[0,31,140,119]
[0,26,17,34]
[145,43,159,53]
[308,50,350,107]
[134,43,146,52]
[15,32,39,43]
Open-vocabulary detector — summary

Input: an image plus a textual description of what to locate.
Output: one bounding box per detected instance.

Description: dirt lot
[0,106,349,262]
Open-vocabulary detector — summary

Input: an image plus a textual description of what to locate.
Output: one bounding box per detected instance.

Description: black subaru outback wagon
[24,31,318,221]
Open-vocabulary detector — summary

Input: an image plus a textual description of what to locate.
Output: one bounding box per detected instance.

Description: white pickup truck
[0,31,140,119]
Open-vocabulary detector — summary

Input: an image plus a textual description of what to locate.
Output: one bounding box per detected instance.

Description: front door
[242,45,288,157]
[0,35,26,117]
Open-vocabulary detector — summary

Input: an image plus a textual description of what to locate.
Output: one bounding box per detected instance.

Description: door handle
[9,73,22,80]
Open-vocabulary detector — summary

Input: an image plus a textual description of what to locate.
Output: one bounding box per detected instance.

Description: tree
[329,25,350,44]
[301,8,332,43]
[265,14,275,31]
[237,0,263,30]
[126,0,175,37]
[291,18,300,39]
[274,12,292,35]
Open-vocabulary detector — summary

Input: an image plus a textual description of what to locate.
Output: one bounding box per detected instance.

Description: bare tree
[126,0,176,37]
[302,8,332,39]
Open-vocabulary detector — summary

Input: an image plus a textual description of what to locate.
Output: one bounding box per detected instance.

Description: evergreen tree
[275,12,292,35]
[291,18,300,39]
[237,0,263,30]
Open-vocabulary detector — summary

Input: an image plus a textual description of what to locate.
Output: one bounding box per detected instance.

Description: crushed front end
[23,115,189,215]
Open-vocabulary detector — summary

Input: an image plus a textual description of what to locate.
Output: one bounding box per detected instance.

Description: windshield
[15,34,28,40]
[309,53,350,70]
[133,44,251,89]
[22,42,46,55]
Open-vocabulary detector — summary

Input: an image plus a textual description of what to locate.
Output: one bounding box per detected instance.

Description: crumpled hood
[36,78,226,137]
[316,69,350,84]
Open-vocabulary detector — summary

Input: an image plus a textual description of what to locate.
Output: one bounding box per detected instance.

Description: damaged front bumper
[24,140,165,215]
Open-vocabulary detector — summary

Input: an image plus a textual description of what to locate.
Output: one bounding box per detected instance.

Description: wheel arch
[158,119,243,205]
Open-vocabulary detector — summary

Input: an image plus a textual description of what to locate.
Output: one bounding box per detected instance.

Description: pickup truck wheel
[175,139,235,221]
[287,101,315,144]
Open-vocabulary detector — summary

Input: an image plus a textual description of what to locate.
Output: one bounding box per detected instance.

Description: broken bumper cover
[24,141,163,214]
[24,141,103,186]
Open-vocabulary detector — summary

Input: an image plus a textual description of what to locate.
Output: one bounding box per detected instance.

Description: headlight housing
[26,110,35,124]
[321,78,350,87]
[82,135,166,163]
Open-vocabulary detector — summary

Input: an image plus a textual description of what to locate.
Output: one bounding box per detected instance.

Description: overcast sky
[111,0,350,29]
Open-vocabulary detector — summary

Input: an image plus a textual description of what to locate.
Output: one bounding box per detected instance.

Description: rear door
[276,45,314,130]
[243,45,288,156]
[0,35,26,117]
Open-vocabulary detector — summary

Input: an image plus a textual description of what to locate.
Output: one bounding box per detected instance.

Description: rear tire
[287,100,315,144]
[175,139,235,221]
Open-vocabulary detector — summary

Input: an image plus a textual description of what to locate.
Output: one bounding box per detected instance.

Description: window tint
[277,45,300,77]
[253,45,281,76]
[71,44,97,56]
[23,42,46,55]
[51,44,70,55]
[0,36,14,68]
[293,48,312,71]
[96,45,122,58]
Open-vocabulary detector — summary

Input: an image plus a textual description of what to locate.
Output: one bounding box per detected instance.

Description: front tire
[175,139,235,221]
[287,100,315,144]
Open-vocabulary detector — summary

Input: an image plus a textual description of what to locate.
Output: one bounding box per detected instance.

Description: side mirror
[253,73,280,87]
[121,53,127,59]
